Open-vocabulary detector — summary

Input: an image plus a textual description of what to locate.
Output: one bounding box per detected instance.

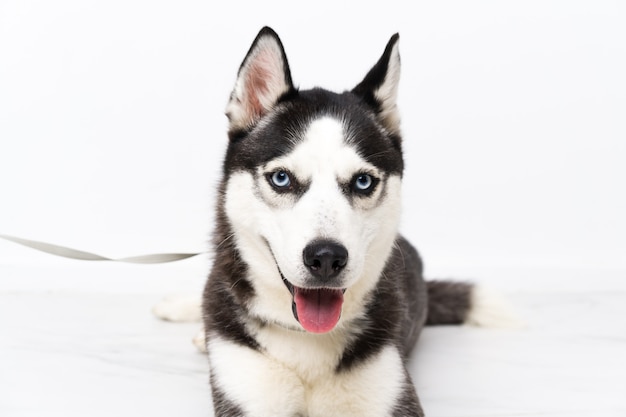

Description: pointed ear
[352,34,401,135]
[226,27,295,133]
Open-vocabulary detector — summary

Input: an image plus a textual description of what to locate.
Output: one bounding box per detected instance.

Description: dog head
[221,27,404,334]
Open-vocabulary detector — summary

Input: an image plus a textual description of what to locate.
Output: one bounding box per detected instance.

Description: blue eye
[270,170,291,188]
[354,174,373,191]
[351,173,378,195]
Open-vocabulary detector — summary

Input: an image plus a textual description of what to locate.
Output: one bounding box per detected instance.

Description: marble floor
[1,260,625,416]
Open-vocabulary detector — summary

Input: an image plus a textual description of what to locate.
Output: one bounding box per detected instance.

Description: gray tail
[425,280,474,325]
[426,280,524,328]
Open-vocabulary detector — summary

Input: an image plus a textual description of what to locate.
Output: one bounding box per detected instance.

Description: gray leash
[0,234,203,264]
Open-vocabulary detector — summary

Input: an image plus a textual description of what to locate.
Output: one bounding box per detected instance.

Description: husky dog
[154,27,516,417]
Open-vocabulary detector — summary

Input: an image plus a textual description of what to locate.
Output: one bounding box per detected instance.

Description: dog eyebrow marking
[288,117,375,178]
[253,116,392,212]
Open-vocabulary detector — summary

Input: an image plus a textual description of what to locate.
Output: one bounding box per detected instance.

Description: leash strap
[0,234,203,264]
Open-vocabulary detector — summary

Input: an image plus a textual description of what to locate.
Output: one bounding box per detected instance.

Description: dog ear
[226,27,295,133]
[352,34,401,136]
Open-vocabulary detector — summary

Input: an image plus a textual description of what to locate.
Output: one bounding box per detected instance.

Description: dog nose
[302,240,348,280]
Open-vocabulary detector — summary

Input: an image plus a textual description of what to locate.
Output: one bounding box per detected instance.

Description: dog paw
[192,329,207,353]
[152,295,202,322]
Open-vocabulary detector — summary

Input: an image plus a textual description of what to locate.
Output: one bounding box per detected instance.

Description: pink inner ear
[243,49,282,121]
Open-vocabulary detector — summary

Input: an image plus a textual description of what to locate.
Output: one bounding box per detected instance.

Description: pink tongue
[293,287,344,333]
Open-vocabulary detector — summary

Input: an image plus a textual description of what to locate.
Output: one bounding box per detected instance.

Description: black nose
[302,240,348,280]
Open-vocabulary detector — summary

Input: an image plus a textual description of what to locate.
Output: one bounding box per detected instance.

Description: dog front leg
[308,345,424,417]
[208,336,306,417]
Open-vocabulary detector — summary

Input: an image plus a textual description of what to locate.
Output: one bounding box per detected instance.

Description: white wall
[1,1,625,274]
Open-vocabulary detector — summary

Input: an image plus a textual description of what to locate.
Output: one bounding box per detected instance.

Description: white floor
[1,259,625,417]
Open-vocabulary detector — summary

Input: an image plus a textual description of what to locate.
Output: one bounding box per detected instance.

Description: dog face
[222,28,404,334]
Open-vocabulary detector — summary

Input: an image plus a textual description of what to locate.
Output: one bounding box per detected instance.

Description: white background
[1,0,625,277]
[1,3,625,417]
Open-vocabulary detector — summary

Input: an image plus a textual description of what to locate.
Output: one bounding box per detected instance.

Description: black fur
[210,383,246,417]
[336,237,427,372]
[425,280,473,325]
[352,33,399,114]
[202,184,259,350]
[391,369,425,417]
[224,89,404,179]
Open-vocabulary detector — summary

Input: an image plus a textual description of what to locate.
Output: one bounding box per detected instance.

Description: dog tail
[425,280,524,328]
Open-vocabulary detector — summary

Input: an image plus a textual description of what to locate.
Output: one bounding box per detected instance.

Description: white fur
[250,320,353,382]
[373,40,401,135]
[192,329,207,353]
[152,295,202,322]
[208,334,406,417]
[208,335,305,417]
[466,285,526,329]
[224,116,402,331]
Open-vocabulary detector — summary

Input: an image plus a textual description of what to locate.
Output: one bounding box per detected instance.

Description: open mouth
[282,277,345,334]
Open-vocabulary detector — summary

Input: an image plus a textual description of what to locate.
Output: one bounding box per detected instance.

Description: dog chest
[209,333,406,417]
